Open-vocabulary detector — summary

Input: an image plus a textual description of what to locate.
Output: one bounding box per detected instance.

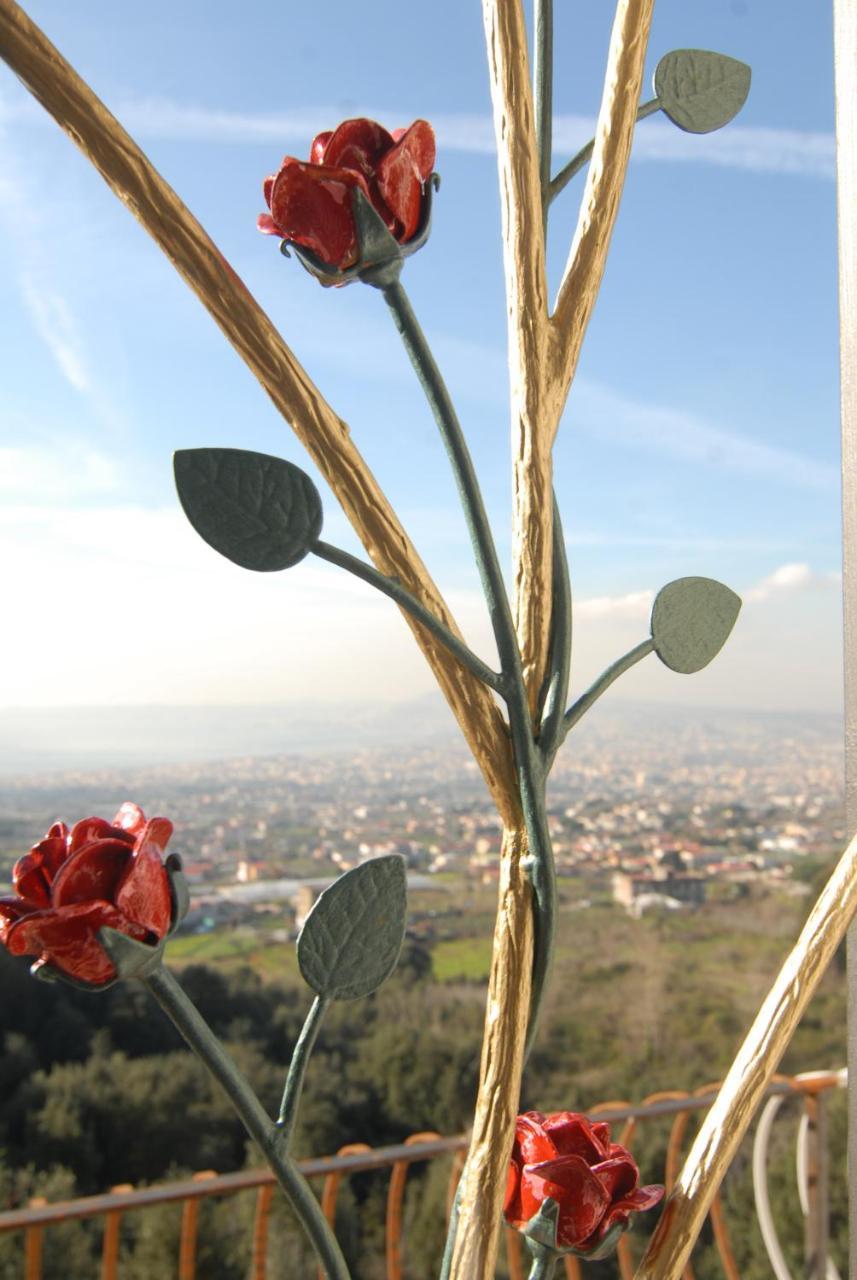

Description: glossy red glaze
[0,805,174,985]
[505,1110,664,1253]
[259,117,436,268]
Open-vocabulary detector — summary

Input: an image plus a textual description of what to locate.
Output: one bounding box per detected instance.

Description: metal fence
[0,1070,844,1280]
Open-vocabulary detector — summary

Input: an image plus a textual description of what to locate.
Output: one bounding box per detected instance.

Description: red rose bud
[504,1111,664,1255]
[258,117,436,271]
[0,804,175,987]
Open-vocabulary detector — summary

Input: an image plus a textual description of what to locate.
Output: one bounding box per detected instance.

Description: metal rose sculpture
[504,1112,663,1269]
[0,805,184,986]
[258,117,436,275]
[5,5,857,1280]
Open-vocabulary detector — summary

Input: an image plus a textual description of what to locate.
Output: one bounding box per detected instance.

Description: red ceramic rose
[258,117,436,269]
[505,1111,663,1255]
[0,803,174,987]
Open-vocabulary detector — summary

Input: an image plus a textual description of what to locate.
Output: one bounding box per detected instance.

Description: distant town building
[612,871,706,913]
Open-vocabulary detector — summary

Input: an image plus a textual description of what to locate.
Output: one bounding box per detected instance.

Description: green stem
[548,97,661,204]
[550,638,654,764]
[381,279,556,1263]
[527,1246,559,1280]
[534,0,554,227]
[144,967,351,1280]
[275,993,330,1152]
[379,280,517,677]
[537,493,572,761]
[312,540,503,693]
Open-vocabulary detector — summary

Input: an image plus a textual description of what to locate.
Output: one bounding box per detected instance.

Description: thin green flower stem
[379,280,518,676]
[534,0,554,226]
[551,638,655,764]
[380,280,556,1269]
[275,993,331,1153]
[548,97,661,204]
[312,539,503,693]
[144,966,351,1280]
[537,493,572,763]
[527,1246,559,1280]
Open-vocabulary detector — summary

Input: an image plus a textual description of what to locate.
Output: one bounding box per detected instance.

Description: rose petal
[592,1121,612,1149]
[514,1113,557,1165]
[46,822,69,842]
[51,839,132,907]
[270,161,372,268]
[310,130,332,164]
[263,173,276,208]
[504,1154,524,1224]
[322,117,394,178]
[543,1112,608,1163]
[592,1154,639,1200]
[31,835,69,882]
[526,1153,611,1248]
[5,902,146,985]
[69,817,134,853]
[376,120,435,239]
[597,1184,664,1238]
[0,896,43,942]
[257,213,280,236]
[12,851,51,906]
[115,818,173,937]
[113,803,147,836]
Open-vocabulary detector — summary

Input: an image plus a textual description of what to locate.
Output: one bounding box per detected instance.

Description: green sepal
[98,927,166,980]
[166,853,190,936]
[174,447,323,572]
[655,49,751,134]
[650,576,741,674]
[297,855,407,1000]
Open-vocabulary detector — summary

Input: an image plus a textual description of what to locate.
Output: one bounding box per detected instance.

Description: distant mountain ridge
[0,697,843,778]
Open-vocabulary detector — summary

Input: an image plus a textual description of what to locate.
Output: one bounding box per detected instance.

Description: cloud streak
[573,379,839,493]
[0,86,835,181]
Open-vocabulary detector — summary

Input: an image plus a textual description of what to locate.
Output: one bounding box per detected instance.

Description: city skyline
[0,1,844,715]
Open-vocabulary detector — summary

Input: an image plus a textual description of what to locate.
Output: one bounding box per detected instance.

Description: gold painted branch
[447,825,534,1280]
[481,0,554,713]
[0,0,516,817]
[635,827,857,1278]
[549,0,655,421]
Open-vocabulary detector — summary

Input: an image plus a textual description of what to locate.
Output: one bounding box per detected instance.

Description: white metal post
[835,0,857,1274]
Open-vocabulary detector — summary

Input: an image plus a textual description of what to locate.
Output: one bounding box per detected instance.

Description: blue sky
[0,1,845,716]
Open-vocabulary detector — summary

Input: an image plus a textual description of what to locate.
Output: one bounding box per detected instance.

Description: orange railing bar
[251,1183,274,1280]
[0,1072,843,1279]
[101,1183,132,1280]
[386,1131,441,1279]
[179,1170,217,1280]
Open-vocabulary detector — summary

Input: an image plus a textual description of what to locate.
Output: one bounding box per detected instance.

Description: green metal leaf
[654,50,751,134]
[174,447,323,571]
[651,577,741,674]
[297,856,407,1001]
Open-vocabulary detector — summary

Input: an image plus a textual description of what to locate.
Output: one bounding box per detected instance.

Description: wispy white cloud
[18,273,92,394]
[744,561,840,602]
[0,105,114,412]
[0,444,121,501]
[0,85,834,180]
[573,379,838,492]
[571,561,840,622]
[575,589,653,621]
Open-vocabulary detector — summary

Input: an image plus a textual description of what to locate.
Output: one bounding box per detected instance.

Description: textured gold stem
[481,0,555,715]
[548,0,654,422]
[448,824,534,1279]
[635,828,857,1278]
[0,0,516,819]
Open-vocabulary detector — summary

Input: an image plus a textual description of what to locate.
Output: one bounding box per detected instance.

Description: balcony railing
[0,1069,844,1280]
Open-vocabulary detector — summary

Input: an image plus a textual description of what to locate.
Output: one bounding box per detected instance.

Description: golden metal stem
[447,825,534,1279]
[548,0,655,423]
[0,0,516,819]
[634,828,857,1278]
